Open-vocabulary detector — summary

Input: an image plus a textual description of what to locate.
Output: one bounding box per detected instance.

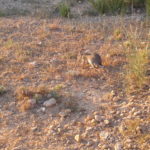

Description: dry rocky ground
[0,4,150,150]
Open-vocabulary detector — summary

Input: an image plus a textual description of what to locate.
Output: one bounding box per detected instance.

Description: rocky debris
[43,98,56,107]
[74,134,81,142]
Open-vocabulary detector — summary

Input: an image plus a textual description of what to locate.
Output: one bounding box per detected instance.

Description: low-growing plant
[58,2,71,18]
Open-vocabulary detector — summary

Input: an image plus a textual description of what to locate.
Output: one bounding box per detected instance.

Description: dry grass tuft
[15,85,50,112]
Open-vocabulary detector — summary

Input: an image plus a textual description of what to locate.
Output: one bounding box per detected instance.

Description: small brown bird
[79,52,104,68]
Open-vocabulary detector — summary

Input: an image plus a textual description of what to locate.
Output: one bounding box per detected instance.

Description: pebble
[104,119,110,125]
[74,134,81,142]
[87,141,93,146]
[94,115,102,122]
[133,111,141,116]
[99,131,109,140]
[114,143,122,150]
[43,98,56,107]
[39,107,46,112]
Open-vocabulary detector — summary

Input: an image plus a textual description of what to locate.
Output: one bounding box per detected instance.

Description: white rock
[74,134,81,142]
[104,119,110,125]
[99,131,109,140]
[94,115,101,122]
[28,61,37,66]
[37,107,46,113]
[41,107,46,112]
[114,143,122,150]
[43,98,56,107]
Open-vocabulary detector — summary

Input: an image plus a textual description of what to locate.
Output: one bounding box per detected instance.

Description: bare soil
[0,15,150,150]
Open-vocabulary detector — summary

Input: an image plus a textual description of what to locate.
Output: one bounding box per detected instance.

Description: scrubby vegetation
[58,2,71,18]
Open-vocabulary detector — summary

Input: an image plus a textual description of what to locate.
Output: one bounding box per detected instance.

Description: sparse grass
[125,48,149,93]
[58,2,71,18]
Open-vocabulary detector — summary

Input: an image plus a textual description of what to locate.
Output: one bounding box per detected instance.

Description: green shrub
[89,0,125,15]
[59,2,71,18]
[89,0,108,14]
[108,0,125,14]
[146,0,150,16]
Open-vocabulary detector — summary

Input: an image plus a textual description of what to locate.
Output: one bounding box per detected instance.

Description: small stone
[91,119,96,123]
[99,131,109,140]
[85,115,93,122]
[31,127,38,132]
[43,98,56,107]
[74,134,81,142]
[93,111,99,115]
[104,119,110,125]
[57,127,61,133]
[37,107,46,113]
[87,141,93,146]
[133,111,140,116]
[94,115,101,122]
[28,61,37,67]
[114,143,122,150]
